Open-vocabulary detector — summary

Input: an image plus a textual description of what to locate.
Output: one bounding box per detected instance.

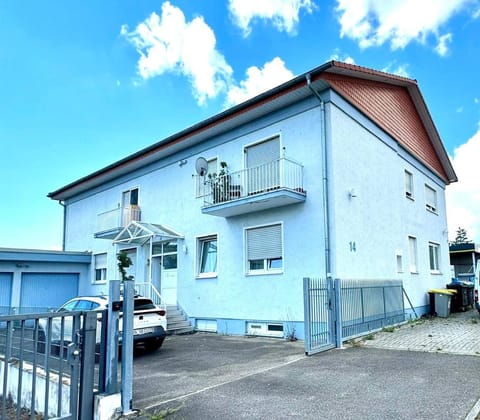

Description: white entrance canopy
[113,221,183,245]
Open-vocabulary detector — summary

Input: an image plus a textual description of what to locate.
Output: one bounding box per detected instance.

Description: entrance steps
[166,305,194,335]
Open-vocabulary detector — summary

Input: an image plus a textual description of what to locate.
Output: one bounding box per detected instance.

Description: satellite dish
[195,157,208,176]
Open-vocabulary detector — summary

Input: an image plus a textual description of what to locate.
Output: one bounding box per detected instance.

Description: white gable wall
[327,92,449,314]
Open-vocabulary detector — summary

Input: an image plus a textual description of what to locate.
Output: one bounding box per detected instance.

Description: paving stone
[361,309,480,356]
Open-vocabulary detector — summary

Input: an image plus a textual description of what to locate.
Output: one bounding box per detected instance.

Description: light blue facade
[50,64,456,339]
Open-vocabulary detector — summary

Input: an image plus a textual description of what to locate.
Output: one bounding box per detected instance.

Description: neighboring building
[47,61,457,339]
[450,243,480,282]
[0,248,91,314]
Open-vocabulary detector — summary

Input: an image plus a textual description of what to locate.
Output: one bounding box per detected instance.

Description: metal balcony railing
[96,206,141,234]
[197,157,304,206]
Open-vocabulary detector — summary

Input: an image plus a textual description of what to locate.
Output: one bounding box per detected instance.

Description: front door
[152,241,178,304]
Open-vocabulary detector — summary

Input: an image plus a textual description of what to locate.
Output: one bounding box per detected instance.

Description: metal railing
[197,157,304,206]
[96,206,141,233]
[125,282,166,309]
[340,279,405,340]
[0,310,101,419]
[304,278,406,354]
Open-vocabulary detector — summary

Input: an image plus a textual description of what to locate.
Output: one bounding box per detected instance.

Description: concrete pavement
[127,310,480,419]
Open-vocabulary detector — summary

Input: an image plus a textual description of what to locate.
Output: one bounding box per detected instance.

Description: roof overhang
[113,221,184,245]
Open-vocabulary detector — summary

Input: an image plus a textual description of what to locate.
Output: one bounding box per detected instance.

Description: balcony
[94,206,141,239]
[199,158,306,217]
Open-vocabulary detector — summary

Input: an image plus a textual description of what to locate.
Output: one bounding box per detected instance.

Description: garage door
[20,273,79,313]
[0,273,13,314]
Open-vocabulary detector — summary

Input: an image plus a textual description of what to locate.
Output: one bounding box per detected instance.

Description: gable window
[246,223,283,274]
[429,242,441,273]
[405,170,414,199]
[245,137,280,194]
[408,236,418,273]
[197,235,217,277]
[425,185,437,213]
[94,253,107,283]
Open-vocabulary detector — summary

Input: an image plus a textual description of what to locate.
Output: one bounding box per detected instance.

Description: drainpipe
[306,74,331,276]
[58,200,66,251]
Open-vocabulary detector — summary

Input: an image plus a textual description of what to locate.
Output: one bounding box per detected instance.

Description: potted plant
[208,161,230,203]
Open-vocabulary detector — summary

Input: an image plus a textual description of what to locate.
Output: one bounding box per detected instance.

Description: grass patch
[382,326,396,333]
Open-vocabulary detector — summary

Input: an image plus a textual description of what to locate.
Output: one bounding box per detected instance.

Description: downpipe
[306,74,331,276]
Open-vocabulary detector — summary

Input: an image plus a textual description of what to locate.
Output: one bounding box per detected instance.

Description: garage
[20,273,79,312]
[0,272,13,312]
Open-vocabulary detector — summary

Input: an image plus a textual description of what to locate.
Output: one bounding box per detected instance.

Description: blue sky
[1,0,479,250]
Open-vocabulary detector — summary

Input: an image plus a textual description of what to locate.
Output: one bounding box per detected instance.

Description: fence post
[303,277,311,355]
[122,279,135,415]
[79,311,97,420]
[334,278,343,348]
[106,280,120,394]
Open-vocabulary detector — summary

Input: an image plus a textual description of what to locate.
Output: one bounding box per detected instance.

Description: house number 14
[349,241,356,252]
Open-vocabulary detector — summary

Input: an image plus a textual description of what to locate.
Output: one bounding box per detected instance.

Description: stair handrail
[130,281,166,309]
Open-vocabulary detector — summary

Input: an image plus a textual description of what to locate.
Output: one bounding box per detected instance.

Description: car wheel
[144,338,163,352]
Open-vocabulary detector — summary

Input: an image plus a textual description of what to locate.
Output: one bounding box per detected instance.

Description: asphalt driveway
[132,331,480,419]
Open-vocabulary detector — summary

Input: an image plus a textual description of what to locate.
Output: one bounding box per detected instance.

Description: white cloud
[228,0,314,36]
[225,57,294,106]
[336,0,471,55]
[329,50,356,64]
[446,128,480,243]
[382,62,410,78]
[435,33,453,56]
[121,1,232,105]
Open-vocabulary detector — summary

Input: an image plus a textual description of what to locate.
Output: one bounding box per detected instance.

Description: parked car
[37,295,167,354]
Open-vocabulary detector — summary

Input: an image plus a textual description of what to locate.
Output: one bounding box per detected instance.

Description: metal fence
[304,278,405,355]
[0,310,104,419]
[340,279,405,340]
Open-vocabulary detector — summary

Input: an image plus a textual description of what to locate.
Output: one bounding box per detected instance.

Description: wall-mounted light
[178,159,188,167]
[348,189,357,199]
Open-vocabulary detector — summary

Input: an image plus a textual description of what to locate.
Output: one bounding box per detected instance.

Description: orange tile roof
[322,72,448,180]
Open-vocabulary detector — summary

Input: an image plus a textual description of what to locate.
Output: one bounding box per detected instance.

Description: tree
[117,251,134,281]
[453,227,471,244]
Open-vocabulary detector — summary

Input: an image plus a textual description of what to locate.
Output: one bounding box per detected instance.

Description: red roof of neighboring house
[49,61,456,201]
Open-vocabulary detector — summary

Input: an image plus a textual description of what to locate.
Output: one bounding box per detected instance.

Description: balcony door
[245,137,280,195]
[152,241,178,304]
[122,188,139,226]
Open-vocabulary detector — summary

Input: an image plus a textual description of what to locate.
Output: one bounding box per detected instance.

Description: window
[429,242,441,272]
[408,236,418,273]
[405,170,414,199]
[246,223,283,274]
[197,235,217,277]
[425,185,437,213]
[94,253,107,283]
[396,254,403,273]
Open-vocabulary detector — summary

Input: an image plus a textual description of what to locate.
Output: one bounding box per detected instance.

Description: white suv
[38,295,167,354]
